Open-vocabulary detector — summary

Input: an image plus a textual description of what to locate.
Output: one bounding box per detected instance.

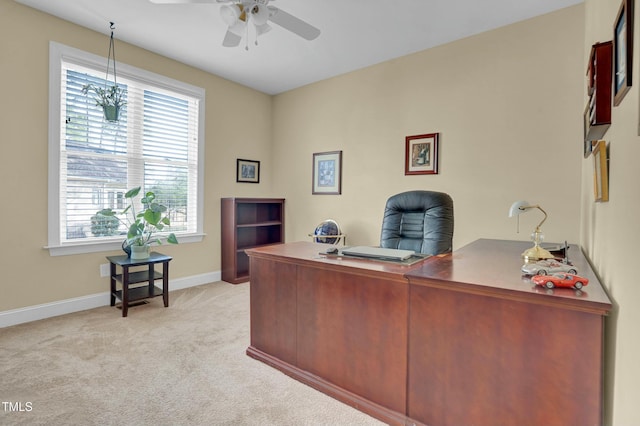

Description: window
[48,42,205,256]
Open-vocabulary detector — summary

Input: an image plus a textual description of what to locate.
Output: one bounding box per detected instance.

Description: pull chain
[245,20,249,50]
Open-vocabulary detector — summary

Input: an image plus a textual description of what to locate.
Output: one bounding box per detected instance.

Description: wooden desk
[245,240,611,426]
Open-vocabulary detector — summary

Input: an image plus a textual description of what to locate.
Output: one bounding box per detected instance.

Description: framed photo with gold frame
[613,0,634,106]
[405,133,439,175]
[593,141,609,202]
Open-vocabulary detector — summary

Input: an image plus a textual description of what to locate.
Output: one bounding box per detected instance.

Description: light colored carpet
[0,281,384,425]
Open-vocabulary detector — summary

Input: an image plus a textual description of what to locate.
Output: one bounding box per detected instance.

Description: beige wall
[583,1,640,424]
[273,6,584,251]
[4,1,639,424]
[0,2,272,311]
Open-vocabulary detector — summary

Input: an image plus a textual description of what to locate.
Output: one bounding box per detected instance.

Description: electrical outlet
[100,263,110,277]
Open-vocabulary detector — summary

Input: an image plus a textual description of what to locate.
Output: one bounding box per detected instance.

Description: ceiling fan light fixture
[228,19,247,37]
[220,4,242,26]
[251,4,270,26]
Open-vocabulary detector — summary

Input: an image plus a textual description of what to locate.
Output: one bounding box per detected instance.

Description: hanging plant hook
[106,21,117,88]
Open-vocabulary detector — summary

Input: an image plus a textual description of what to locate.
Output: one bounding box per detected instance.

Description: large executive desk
[245,239,612,426]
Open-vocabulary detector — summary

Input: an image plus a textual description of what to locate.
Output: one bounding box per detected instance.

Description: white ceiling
[16,0,582,95]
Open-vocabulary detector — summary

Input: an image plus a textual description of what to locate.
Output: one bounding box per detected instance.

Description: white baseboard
[0,271,221,329]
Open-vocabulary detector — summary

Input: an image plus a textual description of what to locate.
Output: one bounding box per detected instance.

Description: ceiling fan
[149,0,321,49]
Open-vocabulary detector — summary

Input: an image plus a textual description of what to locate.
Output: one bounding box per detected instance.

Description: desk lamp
[508,200,554,261]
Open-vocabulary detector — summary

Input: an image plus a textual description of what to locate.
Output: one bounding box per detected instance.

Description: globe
[313,219,342,244]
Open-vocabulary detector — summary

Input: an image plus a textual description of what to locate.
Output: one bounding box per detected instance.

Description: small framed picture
[236,158,260,183]
[613,0,633,106]
[405,133,439,175]
[593,141,609,202]
[312,151,342,195]
[584,139,595,158]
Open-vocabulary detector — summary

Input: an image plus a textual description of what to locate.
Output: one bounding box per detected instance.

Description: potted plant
[82,83,127,122]
[96,187,178,259]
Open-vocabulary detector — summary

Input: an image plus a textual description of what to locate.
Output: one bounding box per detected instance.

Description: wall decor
[613,0,634,106]
[312,151,342,194]
[593,141,609,202]
[584,42,612,142]
[584,139,595,158]
[236,158,260,183]
[405,133,439,175]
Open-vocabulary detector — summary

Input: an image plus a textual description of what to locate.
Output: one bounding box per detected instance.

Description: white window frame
[47,41,205,256]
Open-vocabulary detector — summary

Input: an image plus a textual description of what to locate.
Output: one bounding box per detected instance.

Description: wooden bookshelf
[221,198,285,284]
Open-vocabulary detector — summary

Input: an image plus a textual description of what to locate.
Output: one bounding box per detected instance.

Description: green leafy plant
[81,83,127,108]
[96,187,178,247]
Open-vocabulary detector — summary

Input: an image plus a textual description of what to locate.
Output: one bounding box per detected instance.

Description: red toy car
[531,272,589,290]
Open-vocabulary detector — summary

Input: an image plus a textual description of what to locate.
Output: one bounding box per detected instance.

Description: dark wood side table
[106,252,172,317]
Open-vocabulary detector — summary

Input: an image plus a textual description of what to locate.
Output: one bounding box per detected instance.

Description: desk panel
[297,266,408,413]
[249,258,297,365]
[408,285,604,426]
[247,241,421,424]
[406,239,611,426]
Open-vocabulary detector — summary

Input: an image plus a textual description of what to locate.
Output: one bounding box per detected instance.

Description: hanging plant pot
[103,105,120,122]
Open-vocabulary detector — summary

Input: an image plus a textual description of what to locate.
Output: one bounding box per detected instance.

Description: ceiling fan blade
[222,28,242,47]
[267,6,320,41]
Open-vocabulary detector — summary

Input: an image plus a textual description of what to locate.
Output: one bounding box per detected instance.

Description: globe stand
[309,219,346,245]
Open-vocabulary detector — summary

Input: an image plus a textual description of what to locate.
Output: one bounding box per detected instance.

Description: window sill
[45,233,205,257]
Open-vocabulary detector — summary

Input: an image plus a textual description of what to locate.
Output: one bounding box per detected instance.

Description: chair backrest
[380,190,454,255]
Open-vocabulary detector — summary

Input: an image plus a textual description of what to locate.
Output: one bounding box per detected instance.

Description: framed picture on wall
[593,141,609,202]
[312,151,342,194]
[405,133,439,175]
[236,158,260,183]
[584,139,595,158]
[613,0,634,106]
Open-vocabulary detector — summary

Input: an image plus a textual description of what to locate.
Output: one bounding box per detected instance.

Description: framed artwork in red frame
[405,133,439,175]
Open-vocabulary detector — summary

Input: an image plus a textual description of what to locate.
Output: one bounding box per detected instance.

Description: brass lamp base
[522,244,554,262]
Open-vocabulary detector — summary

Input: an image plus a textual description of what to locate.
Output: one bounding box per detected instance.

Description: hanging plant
[81,84,127,122]
[81,21,126,122]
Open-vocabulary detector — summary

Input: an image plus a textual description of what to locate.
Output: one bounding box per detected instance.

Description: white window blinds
[48,42,204,255]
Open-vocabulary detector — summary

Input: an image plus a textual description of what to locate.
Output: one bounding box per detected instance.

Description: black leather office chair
[380,190,454,255]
